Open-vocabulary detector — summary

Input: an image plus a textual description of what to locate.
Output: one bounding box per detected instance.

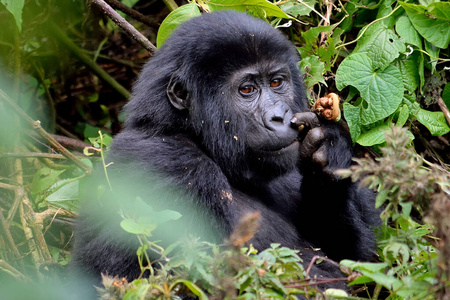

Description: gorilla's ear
[167,74,190,110]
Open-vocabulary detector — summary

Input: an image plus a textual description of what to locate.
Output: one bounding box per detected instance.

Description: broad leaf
[353,22,406,70]
[343,102,361,142]
[415,108,450,136]
[393,52,420,92]
[207,0,291,19]
[356,123,390,146]
[400,1,450,49]
[157,2,201,47]
[279,0,315,17]
[395,15,422,48]
[0,0,24,31]
[336,53,404,125]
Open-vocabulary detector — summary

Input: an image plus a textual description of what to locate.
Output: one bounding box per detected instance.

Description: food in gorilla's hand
[313,93,341,121]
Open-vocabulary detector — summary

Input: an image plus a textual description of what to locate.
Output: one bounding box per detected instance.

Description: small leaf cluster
[97,241,312,300]
[339,125,450,299]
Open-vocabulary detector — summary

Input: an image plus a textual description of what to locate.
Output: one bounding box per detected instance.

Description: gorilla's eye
[270,79,283,88]
[239,85,256,95]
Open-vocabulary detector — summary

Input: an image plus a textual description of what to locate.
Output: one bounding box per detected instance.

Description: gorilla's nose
[264,101,293,132]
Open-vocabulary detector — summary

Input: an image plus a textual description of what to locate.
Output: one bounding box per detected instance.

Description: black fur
[71,11,380,293]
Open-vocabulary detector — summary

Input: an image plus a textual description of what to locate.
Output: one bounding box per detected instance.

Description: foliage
[0,0,450,299]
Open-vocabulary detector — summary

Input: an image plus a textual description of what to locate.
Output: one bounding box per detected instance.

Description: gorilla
[71,10,379,292]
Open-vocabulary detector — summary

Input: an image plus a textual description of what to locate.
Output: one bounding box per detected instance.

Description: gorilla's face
[229,62,300,167]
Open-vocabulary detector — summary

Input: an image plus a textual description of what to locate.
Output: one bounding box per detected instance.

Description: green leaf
[343,102,361,142]
[340,260,388,272]
[120,219,156,236]
[336,53,404,124]
[415,108,450,136]
[47,180,80,211]
[443,83,450,109]
[299,56,326,89]
[279,0,315,17]
[356,123,390,146]
[207,0,291,19]
[0,0,24,31]
[172,280,209,300]
[399,1,450,49]
[393,52,420,92]
[395,15,422,48]
[150,209,182,225]
[30,168,66,195]
[424,39,439,73]
[157,2,201,47]
[375,189,389,208]
[353,22,406,70]
[397,104,409,127]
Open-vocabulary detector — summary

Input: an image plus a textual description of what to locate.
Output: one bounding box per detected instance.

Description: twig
[0,89,92,174]
[0,260,26,280]
[0,211,24,268]
[104,0,160,28]
[437,97,450,127]
[0,152,83,159]
[91,0,157,53]
[49,22,131,100]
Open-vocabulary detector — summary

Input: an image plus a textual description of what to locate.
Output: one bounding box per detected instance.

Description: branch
[437,97,450,127]
[91,0,157,53]
[0,89,92,174]
[104,0,159,28]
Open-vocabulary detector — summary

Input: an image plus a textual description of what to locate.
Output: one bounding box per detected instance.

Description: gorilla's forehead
[230,61,292,80]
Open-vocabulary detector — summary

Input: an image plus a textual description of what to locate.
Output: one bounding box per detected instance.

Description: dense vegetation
[0,0,449,299]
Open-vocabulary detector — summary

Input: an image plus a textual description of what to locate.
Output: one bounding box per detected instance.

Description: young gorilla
[72,11,380,291]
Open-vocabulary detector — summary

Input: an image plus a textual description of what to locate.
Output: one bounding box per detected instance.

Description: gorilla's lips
[259,139,299,155]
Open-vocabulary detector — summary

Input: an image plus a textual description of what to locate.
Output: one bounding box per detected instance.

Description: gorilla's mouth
[259,140,299,155]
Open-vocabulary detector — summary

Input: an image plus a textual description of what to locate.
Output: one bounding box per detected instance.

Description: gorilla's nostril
[271,115,284,123]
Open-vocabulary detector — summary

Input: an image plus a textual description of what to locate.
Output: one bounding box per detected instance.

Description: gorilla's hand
[290,112,352,177]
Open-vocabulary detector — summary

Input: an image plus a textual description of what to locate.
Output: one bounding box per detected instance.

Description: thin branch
[0,152,83,159]
[104,0,160,28]
[0,89,92,174]
[91,0,157,53]
[437,97,450,127]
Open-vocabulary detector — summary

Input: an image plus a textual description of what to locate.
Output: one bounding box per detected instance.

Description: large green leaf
[393,52,420,92]
[207,0,291,19]
[415,108,450,136]
[336,53,404,125]
[356,123,391,146]
[353,22,406,70]
[395,15,422,48]
[399,1,450,49]
[156,2,201,47]
[0,0,24,31]
[343,102,362,142]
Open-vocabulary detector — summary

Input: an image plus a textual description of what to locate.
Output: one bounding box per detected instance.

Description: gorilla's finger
[300,127,325,158]
[290,112,320,131]
[312,144,328,168]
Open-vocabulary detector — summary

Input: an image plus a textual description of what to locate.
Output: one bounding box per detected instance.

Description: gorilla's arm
[291,113,380,261]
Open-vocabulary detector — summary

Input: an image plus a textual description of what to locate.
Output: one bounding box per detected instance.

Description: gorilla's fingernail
[291,116,297,124]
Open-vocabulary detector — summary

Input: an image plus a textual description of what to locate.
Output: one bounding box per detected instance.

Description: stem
[336,5,402,50]
[0,89,92,174]
[104,0,159,28]
[91,0,157,53]
[163,0,179,11]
